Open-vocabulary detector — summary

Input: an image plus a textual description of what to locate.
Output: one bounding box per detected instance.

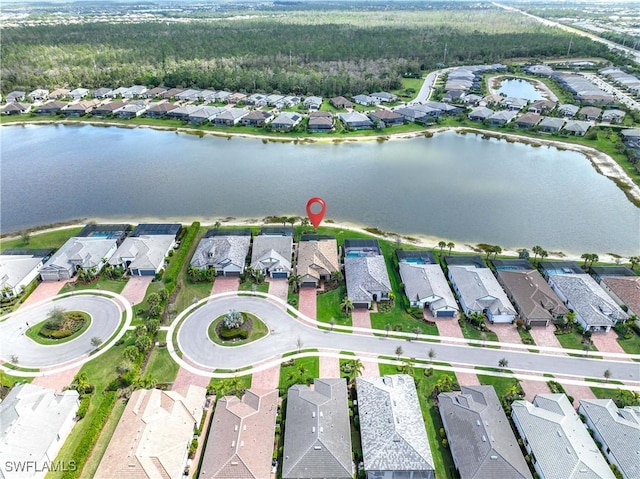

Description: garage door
[224,271,241,277]
[354,302,369,309]
[301,281,317,288]
[133,269,156,276]
[436,310,455,318]
[272,272,288,279]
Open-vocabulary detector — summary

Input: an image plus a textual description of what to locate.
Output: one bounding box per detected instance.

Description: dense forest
[1,6,614,95]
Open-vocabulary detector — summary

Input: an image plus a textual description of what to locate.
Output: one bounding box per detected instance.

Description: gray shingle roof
[356,375,434,474]
[578,399,640,479]
[399,262,458,313]
[191,235,251,271]
[511,394,615,479]
[282,379,353,479]
[345,255,391,304]
[438,386,532,479]
[250,235,292,274]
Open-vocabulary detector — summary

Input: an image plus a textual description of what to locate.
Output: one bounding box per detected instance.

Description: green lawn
[459,320,499,345]
[132,280,165,323]
[279,356,320,394]
[555,330,598,356]
[616,331,640,356]
[60,277,127,294]
[517,327,536,345]
[238,280,269,293]
[379,363,457,479]
[80,398,127,478]
[370,312,439,336]
[317,286,351,327]
[208,375,253,396]
[25,311,91,345]
[1,226,82,250]
[144,346,180,384]
[476,373,521,399]
[0,371,33,389]
[207,313,269,346]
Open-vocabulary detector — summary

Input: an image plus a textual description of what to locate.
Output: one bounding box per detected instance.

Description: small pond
[496,78,545,101]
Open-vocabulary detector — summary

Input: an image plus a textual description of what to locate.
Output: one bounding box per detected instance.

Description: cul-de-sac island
[1,1,639,479]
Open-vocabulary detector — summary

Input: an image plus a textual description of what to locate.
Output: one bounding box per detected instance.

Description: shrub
[76,396,91,419]
[219,328,248,340]
[164,222,200,287]
[223,310,244,329]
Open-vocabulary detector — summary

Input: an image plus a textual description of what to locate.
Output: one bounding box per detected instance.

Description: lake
[1,124,638,255]
[496,79,545,101]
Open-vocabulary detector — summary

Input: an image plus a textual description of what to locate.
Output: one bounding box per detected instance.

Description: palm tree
[629,256,640,270]
[492,245,502,259]
[438,241,446,252]
[288,274,302,293]
[447,242,455,254]
[340,297,354,314]
[539,249,548,262]
[498,358,509,368]
[532,245,542,262]
[300,217,310,228]
[214,221,221,229]
[581,253,591,268]
[603,369,611,382]
[187,265,199,281]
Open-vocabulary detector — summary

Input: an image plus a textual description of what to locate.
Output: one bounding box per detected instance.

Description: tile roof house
[34,101,68,115]
[488,109,518,126]
[497,269,568,327]
[95,386,206,479]
[345,251,392,309]
[93,87,113,98]
[240,110,274,126]
[557,104,580,118]
[448,265,516,323]
[282,379,353,479]
[142,86,167,98]
[438,386,532,479]
[271,112,302,131]
[69,88,89,100]
[107,86,129,98]
[40,237,118,281]
[108,234,176,276]
[2,102,31,115]
[296,235,339,288]
[145,102,179,118]
[330,96,353,109]
[339,111,373,130]
[212,108,250,126]
[166,105,200,120]
[28,89,49,102]
[188,106,225,125]
[394,107,429,123]
[304,96,323,110]
[537,116,565,133]
[527,100,557,114]
[64,100,98,116]
[5,91,26,102]
[368,109,404,126]
[308,111,334,132]
[600,276,640,318]
[511,394,615,479]
[161,88,185,100]
[578,106,602,121]
[0,249,51,297]
[548,273,628,332]
[251,234,293,278]
[601,109,626,124]
[468,107,494,121]
[399,262,458,318]
[91,100,127,117]
[515,112,541,129]
[48,88,70,99]
[353,94,379,106]
[503,97,528,111]
[199,389,278,479]
[190,230,251,277]
[578,399,640,479]
[0,384,79,479]
[122,85,148,98]
[357,375,435,479]
[116,100,148,118]
[370,92,398,103]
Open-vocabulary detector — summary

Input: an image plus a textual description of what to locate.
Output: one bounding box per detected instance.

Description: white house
[108,235,176,276]
[190,230,251,277]
[250,235,293,279]
[399,262,458,318]
[40,237,118,281]
[0,251,49,297]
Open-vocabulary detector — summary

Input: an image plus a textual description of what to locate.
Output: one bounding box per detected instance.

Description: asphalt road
[178,297,640,383]
[0,295,121,368]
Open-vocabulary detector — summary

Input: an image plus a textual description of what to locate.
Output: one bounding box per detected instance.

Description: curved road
[0,295,122,368]
[177,296,640,383]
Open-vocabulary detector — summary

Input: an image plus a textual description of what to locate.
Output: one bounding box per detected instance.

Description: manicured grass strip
[370,312,439,337]
[60,277,127,294]
[458,320,499,347]
[207,313,268,346]
[616,333,640,356]
[0,371,33,388]
[208,375,253,397]
[25,311,91,345]
[278,356,319,394]
[144,346,180,384]
[317,285,351,327]
[477,374,521,399]
[238,280,269,293]
[554,330,598,356]
[1,226,83,250]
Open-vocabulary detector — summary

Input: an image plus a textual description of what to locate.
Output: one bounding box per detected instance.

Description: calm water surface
[497,79,544,101]
[1,124,638,255]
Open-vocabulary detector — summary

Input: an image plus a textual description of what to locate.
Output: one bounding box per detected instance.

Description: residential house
[589,266,637,282]
[538,117,565,133]
[511,394,615,479]
[93,87,113,99]
[330,96,353,109]
[353,94,378,106]
[578,106,602,121]
[515,112,541,129]
[145,102,178,118]
[228,92,247,104]
[5,91,26,103]
[108,233,176,276]
[339,111,373,130]
[488,109,518,126]
[304,96,323,110]
[398,255,458,318]
[524,64,554,76]
[240,110,274,127]
[621,128,640,150]
[34,101,68,115]
[578,399,640,479]
[251,231,293,279]
[2,102,31,115]
[166,105,200,121]
[63,100,98,116]
[188,106,225,125]
[394,107,429,123]
[266,94,284,106]
[106,87,128,98]
[503,97,528,111]
[548,273,628,332]
[423,101,462,115]
[282,96,301,108]
[176,89,202,102]
[368,109,404,127]
[247,93,268,107]
[122,85,147,98]
[539,261,583,278]
[562,120,592,136]
[481,94,503,107]
[600,276,640,318]
[443,255,486,270]
[282,379,353,479]
[116,101,148,119]
[497,269,568,326]
[296,235,339,288]
[602,109,626,124]
[0,249,52,298]
[48,88,69,99]
[94,386,206,479]
[370,92,398,103]
[439,386,532,479]
[92,100,127,117]
[443,90,465,103]
[448,265,516,323]
[557,104,579,118]
[40,237,119,281]
[142,86,167,98]
[69,88,89,100]
[344,239,391,309]
[198,90,218,103]
[270,112,302,132]
[468,107,494,122]
[212,108,249,126]
[199,389,278,479]
[161,88,185,100]
[0,384,79,479]
[190,229,252,277]
[308,111,334,132]
[462,93,483,106]
[28,89,49,102]
[357,375,435,479]
[527,100,556,114]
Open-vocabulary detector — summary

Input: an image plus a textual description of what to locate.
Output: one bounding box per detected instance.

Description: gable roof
[199,389,278,479]
[601,276,640,316]
[357,375,434,473]
[538,116,565,129]
[0,254,44,291]
[399,262,458,312]
[191,235,251,270]
[339,111,373,126]
[95,386,206,479]
[42,237,118,271]
[511,394,615,479]
[439,386,532,479]
[448,265,516,316]
[108,235,175,272]
[345,255,391,303]
[296,238,339,281]
[282,379,352,479]
[250,235,292,273]
[578,399,640,479]
[369,109,404,122]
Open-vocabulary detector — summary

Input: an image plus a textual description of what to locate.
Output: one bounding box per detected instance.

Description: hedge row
[219,328,249,340]
[61,391,117,479]
[163,221,200,290]
[76,395,91,420]
[40,328,73,339]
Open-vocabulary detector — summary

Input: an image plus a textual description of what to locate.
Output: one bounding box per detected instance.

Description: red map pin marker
[306,197,326,228]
